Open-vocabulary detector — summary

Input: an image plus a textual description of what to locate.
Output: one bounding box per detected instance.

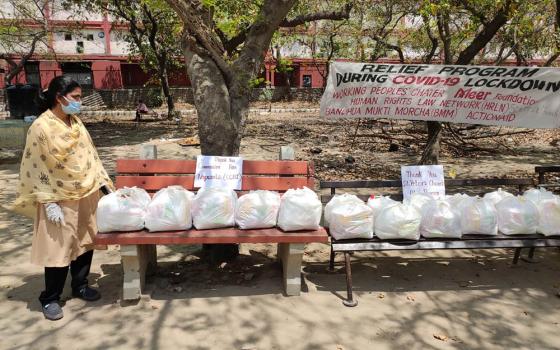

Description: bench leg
[522,247,538,263]
[327,244,336,272]
[343,252,358,307]
[120,244,157,300]
[513,248,522,265]
[278,243,304,296]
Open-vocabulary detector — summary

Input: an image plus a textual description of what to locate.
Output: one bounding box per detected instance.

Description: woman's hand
[44,203,65,226]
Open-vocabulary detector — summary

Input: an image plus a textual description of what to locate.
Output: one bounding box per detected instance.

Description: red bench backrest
[116,159,315,192]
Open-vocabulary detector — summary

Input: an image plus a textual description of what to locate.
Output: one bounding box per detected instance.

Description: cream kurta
[31,191,100,267]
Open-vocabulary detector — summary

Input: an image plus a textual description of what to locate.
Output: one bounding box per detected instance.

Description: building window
[302,75,312,88]
[25,63,41,87]
[61,62,93,88]
[76,41,84,54]
[87,34,94,41]
[64,33,72,41]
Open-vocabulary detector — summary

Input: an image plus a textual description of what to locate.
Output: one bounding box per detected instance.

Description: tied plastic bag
[326,195,373,240]
[523,188,555,205]
[375,204,421,240]
[367,195,399,220]
[97,187,151,232]
[324,193,365,226]
[446,193,470,207]
[483,188,514,206]
[405,193,434,213]
[145,186,194,232]
[192,187,237,230]
[420,200,462,238]
[496,196,539,235]
[460,197,498,235]
[536,196,560,236]
[277,187,322,231]
[446,193,472,215]
[235,190,281,229]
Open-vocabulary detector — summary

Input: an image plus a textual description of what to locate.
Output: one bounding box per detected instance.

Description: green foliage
[276,58,294,74]
[145,88,163,107]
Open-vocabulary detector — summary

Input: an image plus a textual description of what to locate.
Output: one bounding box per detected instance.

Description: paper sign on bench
[194,155,243,190]
[401,165,445,200]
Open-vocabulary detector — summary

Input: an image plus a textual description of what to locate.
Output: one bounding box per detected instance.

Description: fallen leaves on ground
[433,334,448,341]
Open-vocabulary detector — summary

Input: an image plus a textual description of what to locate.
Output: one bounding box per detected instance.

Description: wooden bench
[320,177,560,307]
[95,158,328,300]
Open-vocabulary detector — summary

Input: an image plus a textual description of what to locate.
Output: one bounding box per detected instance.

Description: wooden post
[277,146,304,296]
[120,144,158,300]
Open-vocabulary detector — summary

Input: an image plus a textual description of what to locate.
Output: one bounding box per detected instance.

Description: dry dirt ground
[1,108,560,350]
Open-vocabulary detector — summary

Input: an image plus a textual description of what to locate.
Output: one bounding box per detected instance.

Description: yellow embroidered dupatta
[10,110,114,218]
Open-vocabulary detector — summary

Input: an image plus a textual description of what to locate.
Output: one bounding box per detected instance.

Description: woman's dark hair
[36,75,81,114]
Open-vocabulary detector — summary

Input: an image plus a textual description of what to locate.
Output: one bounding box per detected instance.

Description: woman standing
[11,75,114,321]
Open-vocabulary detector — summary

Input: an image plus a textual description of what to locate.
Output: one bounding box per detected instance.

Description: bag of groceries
[277,187,322,231]
[145,186,194,232]
[483,188,514,206]
[97,187,151,232]
[536,195,560,236]
[523,188,555,206]
[375,203,421,240]
[192,187,237,230]
[420,199,462,238]
[324,193,365,226]
[326,194,373,240]
[496,196,539,235]
[459,197,498,235]
[405,193,434,213]
[235,190,281,229]
[367,195,399,220]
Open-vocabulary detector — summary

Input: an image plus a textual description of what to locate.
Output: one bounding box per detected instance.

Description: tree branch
[455,0,513,65]
[279,2,353,27]
[165,0,231,81]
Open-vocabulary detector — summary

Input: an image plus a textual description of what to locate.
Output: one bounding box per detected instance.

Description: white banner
[194,155,243,190]
[320,62,560,128]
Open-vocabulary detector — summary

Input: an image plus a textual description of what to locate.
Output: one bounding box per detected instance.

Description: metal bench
[95,158,328,300]
[320,177,560,307]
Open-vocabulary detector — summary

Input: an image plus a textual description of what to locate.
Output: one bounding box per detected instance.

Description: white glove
[44,203,65,226]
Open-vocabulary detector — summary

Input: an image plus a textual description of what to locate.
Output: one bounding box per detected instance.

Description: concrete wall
[90,87,324,109]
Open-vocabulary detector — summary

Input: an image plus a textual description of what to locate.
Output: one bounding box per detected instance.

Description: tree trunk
[419,121,443,165]
[158,65,176,119]
[184,48,246,156]
[183,43,248,262]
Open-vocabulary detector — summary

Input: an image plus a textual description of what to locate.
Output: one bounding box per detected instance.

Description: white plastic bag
[324,193,365,226]
[405,193,434,213]
[536,195,560,236]
[192,187,237,230]
[326,195,373,240]
[145,186,194,232]
[420,200,462,238]
[367,195,399,220]
[277,187,322,231]
[235,190,281,229]
[483,188,514,206]
[375,204,421,240]
[523,188,555,206]
[446,193,472,215]
[446,193,470,207]
[496,196,539,235]
[460,197,498,235]
[97,187,151,232]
